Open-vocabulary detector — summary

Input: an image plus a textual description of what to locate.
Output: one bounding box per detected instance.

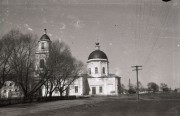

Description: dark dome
[40,34,50,41]
[88,50,108,60]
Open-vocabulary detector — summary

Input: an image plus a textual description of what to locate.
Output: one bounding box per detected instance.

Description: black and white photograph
[0,0,179,116]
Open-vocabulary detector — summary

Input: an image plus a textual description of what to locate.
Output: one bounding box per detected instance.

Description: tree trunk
[49,91,53,97]
[58,87,63,96]
[60,91,63,96]
[23,92,29,102]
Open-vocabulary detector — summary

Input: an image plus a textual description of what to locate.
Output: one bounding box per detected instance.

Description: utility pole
[129,78,131,90]
[131,65,142,101]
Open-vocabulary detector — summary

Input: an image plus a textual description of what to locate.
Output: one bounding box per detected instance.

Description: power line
[143,2,174,67]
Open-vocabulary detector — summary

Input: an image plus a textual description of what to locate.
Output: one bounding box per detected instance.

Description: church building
[36,29,121,96]
[68,43,121,96]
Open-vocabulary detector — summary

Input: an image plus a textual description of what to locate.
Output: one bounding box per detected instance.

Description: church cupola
[88,43,108,60]
[40,29,51,41]
[37,29,51,53]
[87,43,109,77]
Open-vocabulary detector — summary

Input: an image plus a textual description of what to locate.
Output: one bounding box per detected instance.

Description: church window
[9,83,12,86]
[41,42,45,49]
[75,86,78,93]
[89,68,91,74]
[95,67,98,74]
[99,86,103,93]
[103,67,105,74]
[40,59,45,68]
[4,90,6,93]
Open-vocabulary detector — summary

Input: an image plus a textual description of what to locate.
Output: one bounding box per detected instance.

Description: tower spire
[44,29,47,34]
[95,42,100,50]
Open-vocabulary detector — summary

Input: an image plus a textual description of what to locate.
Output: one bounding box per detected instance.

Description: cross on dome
[44,29,47,34]
[95,42,100,50]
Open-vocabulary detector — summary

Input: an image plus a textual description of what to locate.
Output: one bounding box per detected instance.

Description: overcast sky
[0,0,179,89]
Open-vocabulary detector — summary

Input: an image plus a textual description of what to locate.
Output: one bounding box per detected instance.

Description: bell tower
[35,29,51,70]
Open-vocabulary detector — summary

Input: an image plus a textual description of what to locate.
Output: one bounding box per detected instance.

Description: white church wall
[106,78,116,95]
[87,59,108,77]
[41,74,120,97]
[87,61,101,77]
[88,78,104,95]
[87,77,118,95]
[101,61,109,76]
[69,77,83,96]
[68,77,116,96]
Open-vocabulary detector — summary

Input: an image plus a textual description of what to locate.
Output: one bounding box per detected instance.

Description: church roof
[88,50,108,60]
[40,34,50,41]
[88,42,108,60]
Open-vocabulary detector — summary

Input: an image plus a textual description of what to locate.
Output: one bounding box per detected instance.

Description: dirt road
[0,96,180,116]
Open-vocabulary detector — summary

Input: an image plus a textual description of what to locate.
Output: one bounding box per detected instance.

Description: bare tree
[1,29,84,99]
[8,31,36,99]
[43,77,57,97]
[46,40,84,96]
[0,30,19,89]
[56,58,84,96]
[7,29,50,99]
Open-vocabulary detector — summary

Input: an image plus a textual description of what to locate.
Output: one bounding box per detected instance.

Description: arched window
[89,68,91,74]
[40,59,45,68]
[95,67,98,74]
[9,83,12,86]
[75,86,78,93]
[103,67,105,74]
[41,42,45,49]
[99,86,103,93]
[4,90,6,93]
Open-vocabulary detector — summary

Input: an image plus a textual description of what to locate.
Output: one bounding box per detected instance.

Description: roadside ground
[0,94,180,116]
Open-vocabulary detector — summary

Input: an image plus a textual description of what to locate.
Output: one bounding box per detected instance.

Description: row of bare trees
[0,29,84,99]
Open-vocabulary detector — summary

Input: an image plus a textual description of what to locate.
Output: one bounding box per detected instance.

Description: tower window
[41,42,45,49]
[9,83,12,86]
[75,86,78,93]
[99,86,103,93]
[103,67,105,74]
[89,68,91,74]
[95,67,98,74]
[4,90,6,93]
[40,59,45,68]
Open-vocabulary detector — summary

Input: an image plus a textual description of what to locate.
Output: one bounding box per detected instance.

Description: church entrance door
[92,87,96,94]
